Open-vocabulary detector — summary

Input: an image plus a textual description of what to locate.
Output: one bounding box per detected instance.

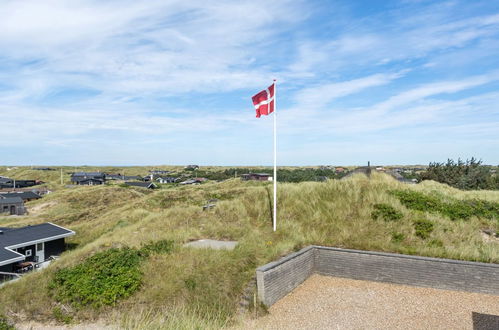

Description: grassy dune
[0,172,497,328]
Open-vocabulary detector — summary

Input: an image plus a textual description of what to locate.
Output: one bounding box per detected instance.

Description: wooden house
[70,172,105,185]
[0,197,25,215]
[0,223,74,273]
[0,192,42,202]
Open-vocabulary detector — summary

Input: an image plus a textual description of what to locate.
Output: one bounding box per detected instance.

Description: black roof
[242,173,270,176]
[72,172,103,176]
[72,177,104,183]
[0,192,41,200]
[0,196,24,204]
[0,247,22,265]
[125,182,156,188]
[0,223,74,265]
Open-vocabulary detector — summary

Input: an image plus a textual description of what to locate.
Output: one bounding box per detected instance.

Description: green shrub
[391,190,499,220]
[414,219,434,239]
[419,158,498,190]
[50,248,143,309]
[0,315,14,330]
[371,203,403,221]
[391,232,405,243]
[390,190,441,213]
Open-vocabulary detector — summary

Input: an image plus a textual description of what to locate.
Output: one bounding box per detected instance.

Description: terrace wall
[256,246,499,306]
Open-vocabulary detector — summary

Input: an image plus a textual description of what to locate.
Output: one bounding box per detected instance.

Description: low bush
[414,219,434,239]
[390,190,441,213]
[391,190,499,221]
[0,315,14,330]
[50,248,143,309]
[371,203,403,221]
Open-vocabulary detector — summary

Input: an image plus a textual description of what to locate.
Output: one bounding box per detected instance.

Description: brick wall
[256,246,315,306]
[256,246,499,306]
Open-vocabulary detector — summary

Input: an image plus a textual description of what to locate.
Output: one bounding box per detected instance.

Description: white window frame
[25,249,32,257]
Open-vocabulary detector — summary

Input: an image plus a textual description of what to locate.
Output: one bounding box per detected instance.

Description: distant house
[33,167,55,171]
[70,172,105,185]
[106,174,144,181]
[335,167,346,173]
[104,174,121,181]
[179,178,207,185]
[0,197,25,215]
[72,178,104,185]
[0,191,42,202]
[156,177,177,184]
[123,176,143,181]
[341,166,372,179]
[0,177,41,189]
[184,165,199,170]
[0,187,51,196]
[241,173,271,181]
[125,182,157,189]
[0,177,13,188]
[149,170,170,175]
[0,222,75,273]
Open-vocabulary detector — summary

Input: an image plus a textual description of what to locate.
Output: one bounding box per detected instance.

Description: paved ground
[242,274,499,330]
[183,239,238,250]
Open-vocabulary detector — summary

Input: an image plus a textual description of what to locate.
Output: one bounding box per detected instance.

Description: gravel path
[242,274,499,329]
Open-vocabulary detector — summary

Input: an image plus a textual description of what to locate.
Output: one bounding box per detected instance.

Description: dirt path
[27,201,57,215]
[240,274,499,329]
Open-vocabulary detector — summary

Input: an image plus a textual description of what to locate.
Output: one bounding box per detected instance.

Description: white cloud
[0,0,498,165]
[292,72,405,108]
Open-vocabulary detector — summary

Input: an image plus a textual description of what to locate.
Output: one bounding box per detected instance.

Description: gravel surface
[242,274,499,330]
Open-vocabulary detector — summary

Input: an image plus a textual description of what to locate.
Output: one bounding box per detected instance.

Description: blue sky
[1,0,498,166]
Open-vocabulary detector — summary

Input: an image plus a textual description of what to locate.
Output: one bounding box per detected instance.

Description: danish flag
[251,83,275,118]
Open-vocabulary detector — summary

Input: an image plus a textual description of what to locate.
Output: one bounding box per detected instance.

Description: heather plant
[390,189,499,221]
[371,204,403,221]
[413,219,434,239]
[50,247,143,309]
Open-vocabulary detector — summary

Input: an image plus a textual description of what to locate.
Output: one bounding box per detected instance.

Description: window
[25,249,32,257]
[36,243,44,251]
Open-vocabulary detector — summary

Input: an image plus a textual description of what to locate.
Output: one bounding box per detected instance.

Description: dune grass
[0,171,497,328]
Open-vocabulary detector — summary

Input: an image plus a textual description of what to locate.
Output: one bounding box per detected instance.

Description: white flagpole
[273,79,277,232]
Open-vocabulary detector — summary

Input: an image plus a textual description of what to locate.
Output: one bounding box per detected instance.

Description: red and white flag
[252,83,275,118]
